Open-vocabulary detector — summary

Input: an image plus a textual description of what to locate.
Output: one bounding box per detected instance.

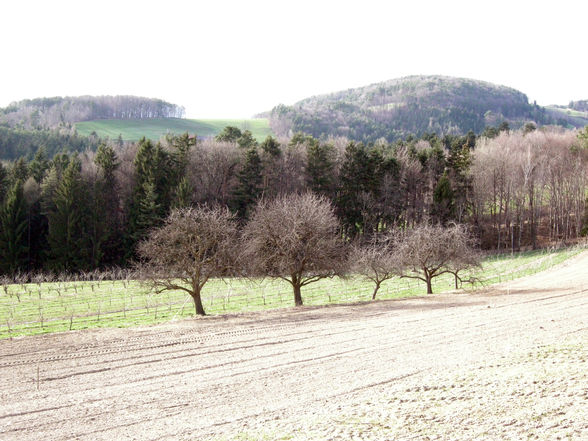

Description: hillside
[75,118,273,142]
[268,75,584,142]
[0,95,184,130]
[545,105,588,128]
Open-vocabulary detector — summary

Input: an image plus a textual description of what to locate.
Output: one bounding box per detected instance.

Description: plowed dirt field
[1,252,587,440]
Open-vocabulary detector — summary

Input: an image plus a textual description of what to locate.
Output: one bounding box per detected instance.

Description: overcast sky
[1,0,586,118]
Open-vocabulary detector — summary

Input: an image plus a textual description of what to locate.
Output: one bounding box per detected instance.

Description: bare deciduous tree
[187,140,241,206]
[393,223,479,294]
[445,223,482,289]
[242,192,347,306]
[137,206,238,315]
[350,235,397,299]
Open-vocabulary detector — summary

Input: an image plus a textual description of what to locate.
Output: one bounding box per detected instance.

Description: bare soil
[1,252,587,440]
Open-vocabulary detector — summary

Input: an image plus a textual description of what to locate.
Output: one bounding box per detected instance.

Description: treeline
[569,100,588,112]
[0,124,586,276]
[0,95,185,129]
[0,126,107,161]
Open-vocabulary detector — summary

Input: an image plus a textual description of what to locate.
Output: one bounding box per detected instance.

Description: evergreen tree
[95,144,119,178]
[0,180,28,274]
[135,181,161,235]
[231,147,263,219]
[237,130,258,149]
[523,122,537,135]
[172,176,192,209]
[126,138,170,257]
[289,132,318,148]
[28,147,50,183]
[95,144,122,264]
[447,143,473,222]
[23,177,46,272]
[336,142,385,237]
[47,157,89,271]
[306,142,336,196]
[51,153,70,177]
[260,136,281,158]
[431,174,455,224]
[152,142,172,215]
[465,130,476,148]
[9,158,29,184]
[215,126,242,143]
[168,132,196,190]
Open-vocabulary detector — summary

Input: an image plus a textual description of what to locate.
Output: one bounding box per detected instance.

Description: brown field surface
[1,252,587,440]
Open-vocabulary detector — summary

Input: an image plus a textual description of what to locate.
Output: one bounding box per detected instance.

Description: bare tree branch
[137,206,239,315]
[242,192,348,306]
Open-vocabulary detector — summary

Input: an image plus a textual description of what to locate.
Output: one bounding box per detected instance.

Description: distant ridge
[268,75,588,142]
[0,95,185,130]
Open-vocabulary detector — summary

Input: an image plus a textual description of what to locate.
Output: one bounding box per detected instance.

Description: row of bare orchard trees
[0,124,586,276]
[138,193,481,315]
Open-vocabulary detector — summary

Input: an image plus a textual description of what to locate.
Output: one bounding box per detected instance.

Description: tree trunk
[191,288,206,316]
[372,282,381,300]
[426,277,433,294]
[293,282,303,306]
[454,274,459,290]
[529,184,537,250]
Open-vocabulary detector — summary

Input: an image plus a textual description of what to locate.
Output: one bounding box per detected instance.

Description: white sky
[1,0,587,118]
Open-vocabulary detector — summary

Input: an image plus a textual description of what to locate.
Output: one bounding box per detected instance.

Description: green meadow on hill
[75,117,273,142]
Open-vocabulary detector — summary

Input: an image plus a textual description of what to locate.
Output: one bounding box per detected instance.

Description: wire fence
[0,246,584,339]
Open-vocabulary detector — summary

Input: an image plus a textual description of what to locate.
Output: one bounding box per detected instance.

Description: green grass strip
[0,246,583,339]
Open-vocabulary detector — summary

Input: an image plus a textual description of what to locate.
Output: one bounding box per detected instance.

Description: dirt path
[1,252,587,440]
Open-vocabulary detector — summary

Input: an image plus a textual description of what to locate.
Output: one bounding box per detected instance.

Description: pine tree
[237,130,258,149]
[0,180,29,274]
[336,142,384,237]
[95,144,122,265]
[135,181,161,236]
[29,147,50,183]
[10,158,29,184]
[172,176,192,209]
[447,143,473,222]
[431,174,455,224]
[23,177,45,272]
[260,136,281,158]
[47,157,89,271]
[169,132,196,175]
[231,147,263,220]
[215,126,242,143]
[168,132,196,196]
[126,139,170,257]
[306,143,336,196]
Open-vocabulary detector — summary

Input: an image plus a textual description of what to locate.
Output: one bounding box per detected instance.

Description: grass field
[0,247,583,339]
[545,106,588,126]
[75,118,273,142]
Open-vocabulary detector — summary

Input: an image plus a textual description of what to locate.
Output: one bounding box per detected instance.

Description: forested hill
[268,75,587,142]
[0,95,185,130]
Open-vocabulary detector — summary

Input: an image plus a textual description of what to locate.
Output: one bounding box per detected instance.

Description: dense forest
[267,76,586,143]
[0,96,184,130]
[0,126,107,161]
[0,122,586,276]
